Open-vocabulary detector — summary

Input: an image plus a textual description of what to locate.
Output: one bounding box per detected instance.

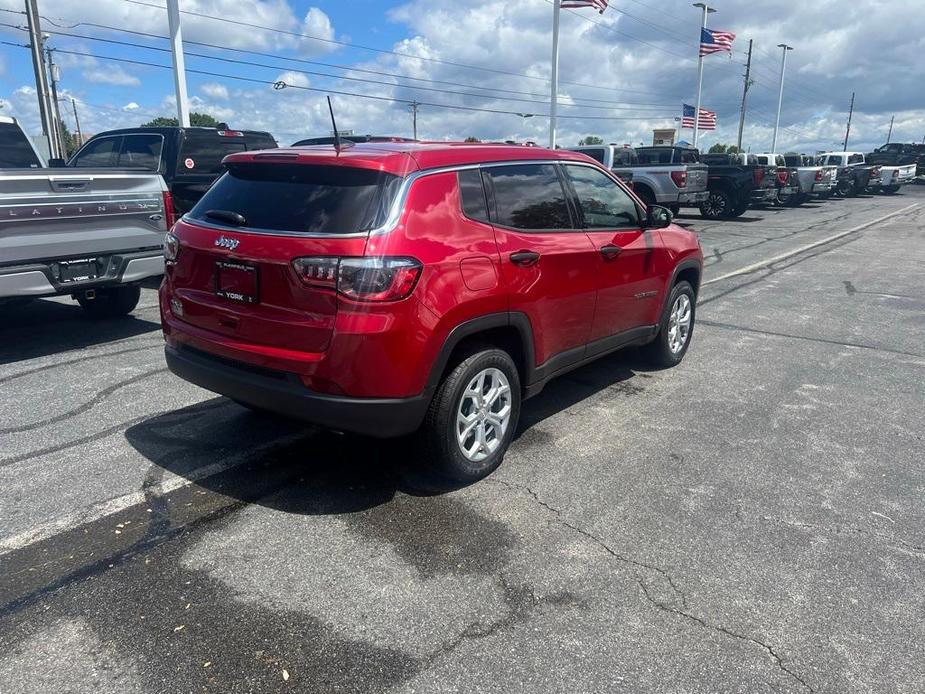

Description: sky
[0,0,923,153]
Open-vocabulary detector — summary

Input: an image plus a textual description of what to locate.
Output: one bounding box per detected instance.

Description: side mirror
[47,157,67,168]
[645,205,672,229]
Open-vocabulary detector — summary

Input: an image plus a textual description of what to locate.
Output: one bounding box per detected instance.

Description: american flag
[682,104,716,130]
[699,27,736,56]
[560,0,608,13]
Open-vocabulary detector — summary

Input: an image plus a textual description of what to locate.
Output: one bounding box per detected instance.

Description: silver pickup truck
[0,117,170,317]
[567,144,708,214]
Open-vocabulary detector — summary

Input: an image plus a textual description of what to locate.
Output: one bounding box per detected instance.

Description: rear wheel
[419,348,521,484]
[730,200,749,217]
[836,179,855,197]
[643,281,696,368]
[668,203,681,217]
[76,285,141,318]
[635,186,656,209]
[699,190,732,219]
[882,185,899,195]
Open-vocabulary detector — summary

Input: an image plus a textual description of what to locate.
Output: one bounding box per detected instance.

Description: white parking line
[702,202,921,286]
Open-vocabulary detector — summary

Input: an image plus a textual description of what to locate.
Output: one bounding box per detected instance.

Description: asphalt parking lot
[1,188,923,693]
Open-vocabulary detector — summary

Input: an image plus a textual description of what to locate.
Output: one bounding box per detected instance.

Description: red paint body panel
[161,141,703,410]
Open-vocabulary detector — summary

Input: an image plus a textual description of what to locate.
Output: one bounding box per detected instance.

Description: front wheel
[643,281,696,368]
[76,285,141,318]
[419,348,521,484]
[699,190,732,219]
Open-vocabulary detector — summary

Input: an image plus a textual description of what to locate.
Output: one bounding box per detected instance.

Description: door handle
[600,244,622,260]
[510,250,541,267]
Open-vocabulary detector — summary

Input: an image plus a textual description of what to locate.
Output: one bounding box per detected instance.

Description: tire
[699,189,732,220]
[76,285,141,318]
[730,201,749,217]
[784,192,805,207]
[817,190,833,200]
[836,179,855,197]
[635,186,656,209]
[642,281,696,368]
[668,204,681,217]
[882,185,899,195]
[776,189,792,206]
[419,347,521,484]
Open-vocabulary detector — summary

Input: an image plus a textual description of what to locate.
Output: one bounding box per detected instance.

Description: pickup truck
[568,144,707,214]
[754,153,801,206]
[1,119,172,317]
[865,142,925,179]
[816,152,883,196]
[782,154,835,203]
[68,125,278,215]
[699,152,777,218]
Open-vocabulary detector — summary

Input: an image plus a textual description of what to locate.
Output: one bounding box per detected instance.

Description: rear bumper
[750,188,776,202]
[811,182,833,193]
[0,250,163,299]
[676,190,709,205]
[164,344,431,438]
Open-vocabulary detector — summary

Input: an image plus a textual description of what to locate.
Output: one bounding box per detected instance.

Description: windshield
[188,163,402,234]
[0,122,42,168]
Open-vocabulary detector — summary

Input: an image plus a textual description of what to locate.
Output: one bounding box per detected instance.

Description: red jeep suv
[160,142,702,482]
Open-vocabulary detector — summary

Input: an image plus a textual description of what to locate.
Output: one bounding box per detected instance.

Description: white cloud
[200,83,230,100]
[82,67,141,87]
[299,7,336,57]
[274,71,310,89]
[123,102,140,111]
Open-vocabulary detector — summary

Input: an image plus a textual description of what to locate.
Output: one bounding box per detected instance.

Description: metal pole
[549,0,561,149]
[70,98,82,146]
[886,115,894,143]
[771,43,793,153]
[46,47,66,157]
[24,0,57,158]
[692,3,715,149]
[736,38,752,151]
[843,91,855,151]
[166,0,190,127]
[411,101,418,140]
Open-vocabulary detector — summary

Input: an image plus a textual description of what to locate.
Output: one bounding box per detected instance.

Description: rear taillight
[891,169,899,179]
[753,168,765,186]
[871,166,882,177]
[163,232,179,262]
[162,190,177,229]
[777,170,790,184]
[670,170,687,188]
[292,257,422,302]
[815,169,824,181]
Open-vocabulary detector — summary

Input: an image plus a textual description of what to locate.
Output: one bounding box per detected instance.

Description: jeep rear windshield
[188,163,402,234]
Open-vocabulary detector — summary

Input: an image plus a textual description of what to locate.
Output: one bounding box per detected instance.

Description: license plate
[215,261,258,303]
[58,258,100,283]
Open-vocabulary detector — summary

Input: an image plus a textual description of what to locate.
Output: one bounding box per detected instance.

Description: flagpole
[692,3,715,149]
[549,0,561,149]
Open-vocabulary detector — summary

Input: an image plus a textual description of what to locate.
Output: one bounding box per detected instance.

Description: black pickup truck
[865,143,925,177]
[816,152,882,197]
[68,125,278,214]
[698,152,778,219]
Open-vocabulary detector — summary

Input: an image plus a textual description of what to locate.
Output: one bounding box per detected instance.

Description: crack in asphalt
[0,344,160,386]
[0,368,167,435]
[486,477,815,692]
[697,319,925,359]
[758,514,925,557]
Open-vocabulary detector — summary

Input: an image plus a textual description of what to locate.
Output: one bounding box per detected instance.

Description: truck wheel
[699,190,731,219]
[668,204,681,217]
[776,189,792,206]
[643,281,696,368]
[419,347,521,484]
[730,201,749,217]
[635,187,656,209]
[76,285,141,318]
[784,192,805,207]
[836,179,854,197]
[882,185,899,195]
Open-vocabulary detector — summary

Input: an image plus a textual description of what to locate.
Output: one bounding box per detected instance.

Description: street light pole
[771,43,793,153]
[692,3,716,149]
[548,0,562,149]
[166,0,190,127]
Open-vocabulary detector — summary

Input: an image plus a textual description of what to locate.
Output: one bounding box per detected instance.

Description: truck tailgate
[0,169,167,266]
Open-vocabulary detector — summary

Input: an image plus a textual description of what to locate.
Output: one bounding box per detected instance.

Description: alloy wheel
[456,368,512,463]
[667,294,692,354]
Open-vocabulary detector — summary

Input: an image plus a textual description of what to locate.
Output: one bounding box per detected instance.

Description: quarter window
[485,164,572,230]
[564,165,640,229]
[458,170,490,223]
[117,134,163,170]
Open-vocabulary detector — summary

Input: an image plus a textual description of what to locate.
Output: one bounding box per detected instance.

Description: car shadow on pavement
[125,349,650,510]
[0,297,160,365]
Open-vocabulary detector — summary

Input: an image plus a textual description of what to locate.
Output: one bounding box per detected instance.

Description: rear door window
[679,149,699,164]
[117,134,163,170]
[484,164,572,230]
[188,163,401,234]
[244,133,278,151]
[636,148,671,165]
[179,131,247,174]
[564,165,640,229]
[72,136,120,167]
[0,122,42,167]
[848,154,864,164]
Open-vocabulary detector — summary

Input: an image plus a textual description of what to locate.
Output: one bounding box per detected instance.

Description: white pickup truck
[817,152,915,195]
[0,116,171,316]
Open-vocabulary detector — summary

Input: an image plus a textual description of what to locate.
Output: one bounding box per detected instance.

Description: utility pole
[24,0,59,159]
[166,0,190,127]
[843,91,855,151]
[548,0,562,148]
[736,38,753,151]
[70,98,83,146]
[692,2,716,149]
[886,115,894,143]
[771,43,793,153]
[411,101,418,140]
[45,47,66,157]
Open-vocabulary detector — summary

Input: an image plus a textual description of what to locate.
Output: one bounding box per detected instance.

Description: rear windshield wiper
[205,209,247,226]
